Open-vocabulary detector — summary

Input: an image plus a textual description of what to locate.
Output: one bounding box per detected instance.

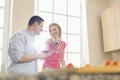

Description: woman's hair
[49,23,62,38]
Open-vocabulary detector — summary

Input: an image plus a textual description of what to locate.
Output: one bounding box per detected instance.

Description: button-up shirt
[7,29,38,75]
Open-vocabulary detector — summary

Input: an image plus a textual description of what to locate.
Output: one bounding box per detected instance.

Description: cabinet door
[101,7,115,30]
[117,27,120,49]
[103,28,117,52]
[114,3,120,26]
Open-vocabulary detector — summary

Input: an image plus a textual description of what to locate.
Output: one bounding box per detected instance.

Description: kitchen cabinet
[101,3,120,52]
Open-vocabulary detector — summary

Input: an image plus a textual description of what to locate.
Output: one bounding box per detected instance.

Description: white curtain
[80,0,90,67]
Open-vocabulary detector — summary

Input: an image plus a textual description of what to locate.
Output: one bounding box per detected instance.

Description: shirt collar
[24,29,36,37]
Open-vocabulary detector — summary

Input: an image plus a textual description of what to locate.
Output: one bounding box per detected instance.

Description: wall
[12,0,34,34]
[86,0,112,66]
[108,0,120,6]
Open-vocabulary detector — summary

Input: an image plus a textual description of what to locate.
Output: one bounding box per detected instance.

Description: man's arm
[18,50,55,63]
[9,32,55,63]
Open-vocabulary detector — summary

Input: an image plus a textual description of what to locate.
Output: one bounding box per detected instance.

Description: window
[0,0,5,72]
[0,0,11,72]
[35,0,89,71]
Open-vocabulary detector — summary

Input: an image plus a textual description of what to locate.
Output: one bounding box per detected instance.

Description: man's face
[34,22,43,35]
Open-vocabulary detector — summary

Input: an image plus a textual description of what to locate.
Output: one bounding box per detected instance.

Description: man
[7,15,55,75]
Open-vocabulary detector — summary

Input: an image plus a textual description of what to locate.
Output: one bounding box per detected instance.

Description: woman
[43,23,66,71]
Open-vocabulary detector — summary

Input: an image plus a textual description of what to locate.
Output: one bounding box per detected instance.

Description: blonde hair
[49,23,62,38]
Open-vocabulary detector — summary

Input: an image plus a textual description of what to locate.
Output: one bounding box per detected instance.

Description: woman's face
[49,25,60,38]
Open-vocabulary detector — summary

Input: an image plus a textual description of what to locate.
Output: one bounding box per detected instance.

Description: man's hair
[28,15,44,26]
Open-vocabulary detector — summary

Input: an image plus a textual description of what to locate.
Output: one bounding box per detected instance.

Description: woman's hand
[54,36,61,44]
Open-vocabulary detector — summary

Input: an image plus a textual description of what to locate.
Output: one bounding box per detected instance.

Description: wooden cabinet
[101,3,120,52]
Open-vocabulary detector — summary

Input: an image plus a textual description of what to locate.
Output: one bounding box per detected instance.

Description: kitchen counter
[1,66,120,80]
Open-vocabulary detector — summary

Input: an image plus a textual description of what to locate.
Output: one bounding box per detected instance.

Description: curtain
[80,0,90,66]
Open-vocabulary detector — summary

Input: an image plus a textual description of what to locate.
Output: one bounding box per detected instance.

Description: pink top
[43,39,66,68]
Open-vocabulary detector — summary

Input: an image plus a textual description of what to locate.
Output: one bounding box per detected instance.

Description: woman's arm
[60,51,66,67]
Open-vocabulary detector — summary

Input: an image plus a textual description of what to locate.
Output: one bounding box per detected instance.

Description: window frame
[0,0,12,72]
[34,0,82,70]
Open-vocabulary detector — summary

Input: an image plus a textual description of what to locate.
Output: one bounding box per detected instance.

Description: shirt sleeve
[8,32,26,63]
[62,41,66,49]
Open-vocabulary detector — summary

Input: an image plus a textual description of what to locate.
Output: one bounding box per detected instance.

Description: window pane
[38,12,52,30]
[54,14,67,33]
[0,29,3,48]
[68,0,80,16]
[34,0,84,69]
[0,9,4,27]
[34,0,38,11]
[35,32,51,71]
[0,50,2,72]
[62,34,67,52]
[65,53,80,67]
[0,0,5,7]
[68,17,80,34]
[38,0,53,12]
[54,0,67,14]
[35,31,50,52]
[62,34,67,44]
[68,35,80,52]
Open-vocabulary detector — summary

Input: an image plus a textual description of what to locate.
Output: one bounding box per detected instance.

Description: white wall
[12,0,34,34]
[86,0,120,65]
[86,0,112,65]
[108,0,120,6]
